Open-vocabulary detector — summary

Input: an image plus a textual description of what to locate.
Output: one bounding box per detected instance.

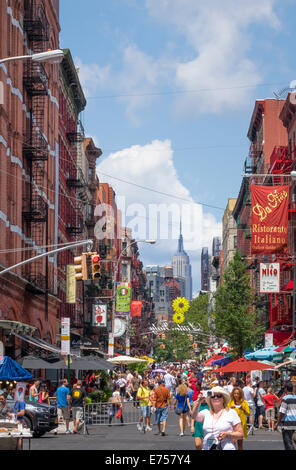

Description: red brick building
[0,0,61,356]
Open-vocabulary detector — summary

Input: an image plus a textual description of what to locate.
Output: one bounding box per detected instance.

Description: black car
[7,399,58,438]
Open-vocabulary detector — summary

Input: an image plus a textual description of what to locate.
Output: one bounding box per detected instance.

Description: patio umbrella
[211,355,233,367]
[108,355,148,364]
[244,346,284,363]
[0,356,32,381]
[44,356,115,370]
[215,357,275,373]
[204,355,224,366]
[151,369,167,375]
[19,355,59,370]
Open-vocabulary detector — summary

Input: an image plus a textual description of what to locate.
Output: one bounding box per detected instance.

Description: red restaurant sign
[130,300,143,317]
[251,185,289,254]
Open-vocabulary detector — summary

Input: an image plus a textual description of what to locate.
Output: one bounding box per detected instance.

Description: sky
[60,0,296,296]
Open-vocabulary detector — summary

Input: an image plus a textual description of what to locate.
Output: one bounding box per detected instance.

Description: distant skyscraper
[172,220,192,301]
[212,237,221,257]
[201,247,209,291]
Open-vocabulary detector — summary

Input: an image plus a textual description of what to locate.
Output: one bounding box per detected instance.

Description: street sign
[61,317,70,355]
[92,304,107,327]
[259,263,280,293]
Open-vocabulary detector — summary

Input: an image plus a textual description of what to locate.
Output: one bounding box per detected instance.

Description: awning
[70,333,106,356]
[11,332,61,355]
[281,280,294,291]
[215,357,275,373]
[0,320,36,335]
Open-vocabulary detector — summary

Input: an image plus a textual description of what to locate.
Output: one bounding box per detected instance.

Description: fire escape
[22,1,50,294]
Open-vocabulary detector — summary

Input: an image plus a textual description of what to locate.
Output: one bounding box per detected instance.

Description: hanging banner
[251,185,289,254]
[116,282,131,315]
[92,304,107,327]
[66,265,76,303]
[260,263,280,293]
[130,300,143,317]
[61,317,70,355]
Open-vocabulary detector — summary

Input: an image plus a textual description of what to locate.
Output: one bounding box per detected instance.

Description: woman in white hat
[191,386,243,450]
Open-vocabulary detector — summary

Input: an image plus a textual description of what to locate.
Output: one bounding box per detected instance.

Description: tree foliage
[213,251,264,358]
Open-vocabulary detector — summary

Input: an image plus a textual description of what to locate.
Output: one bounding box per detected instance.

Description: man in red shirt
[263,387,280,431]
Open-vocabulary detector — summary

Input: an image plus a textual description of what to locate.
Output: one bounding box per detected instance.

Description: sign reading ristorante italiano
[251,185,289,254]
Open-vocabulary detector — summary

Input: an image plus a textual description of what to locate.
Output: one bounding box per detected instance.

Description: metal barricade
[83,401,141,434]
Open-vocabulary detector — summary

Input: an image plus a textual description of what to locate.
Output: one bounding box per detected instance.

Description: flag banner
[116,282,131,315]
[251,185,289,254]
[66,265,76,303]
[130,300,143,317]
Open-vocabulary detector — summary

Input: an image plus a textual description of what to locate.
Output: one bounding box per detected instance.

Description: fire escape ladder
[22,0,50,293]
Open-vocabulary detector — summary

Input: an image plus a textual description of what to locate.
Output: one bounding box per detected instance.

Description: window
[233,236,237,249]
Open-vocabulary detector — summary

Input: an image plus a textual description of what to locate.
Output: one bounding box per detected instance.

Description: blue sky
[60,0,296,295]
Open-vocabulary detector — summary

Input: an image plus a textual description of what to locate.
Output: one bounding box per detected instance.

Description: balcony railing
[270,146,292,174]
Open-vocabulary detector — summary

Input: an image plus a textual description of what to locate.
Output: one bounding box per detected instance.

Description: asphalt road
[29,409,285,452]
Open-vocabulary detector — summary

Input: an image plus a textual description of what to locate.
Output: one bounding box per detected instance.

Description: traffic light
[74,253,88,281]
[91,253,101,280]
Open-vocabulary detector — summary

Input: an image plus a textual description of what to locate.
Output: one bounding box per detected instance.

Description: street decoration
[172,312,185,324]
[259,263,280,293]
[251,185,289,254]
[130,300,143,317]
[172,297,190,315]
[92,304,107,327]
[115,282,131,315]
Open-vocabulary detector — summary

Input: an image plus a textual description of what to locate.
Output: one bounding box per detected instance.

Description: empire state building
[172,221,192,301]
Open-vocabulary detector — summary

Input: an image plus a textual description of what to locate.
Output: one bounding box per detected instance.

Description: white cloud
[96,140,222,290]
[145,0,280,115]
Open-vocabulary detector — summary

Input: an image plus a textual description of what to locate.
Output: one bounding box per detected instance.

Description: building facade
[172,221,192,301]
[222,198,237,276]
[0,0,61,356]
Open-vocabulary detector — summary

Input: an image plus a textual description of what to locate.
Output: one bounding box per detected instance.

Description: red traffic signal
[91,254,100,280]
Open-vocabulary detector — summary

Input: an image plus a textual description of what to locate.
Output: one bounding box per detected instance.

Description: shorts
[140,405,151,418]
[58,406,70,420]
[248,403,255,418]
[256,405,265,417]
[72,407,83,420]
[192,420,204,439]
[266,408,275,420]
[155,405,169,424]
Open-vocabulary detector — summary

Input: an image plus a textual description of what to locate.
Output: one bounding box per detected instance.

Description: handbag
[116,408,122,419]
[209,442,222,451]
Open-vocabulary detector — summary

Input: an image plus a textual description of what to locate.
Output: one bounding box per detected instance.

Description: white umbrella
[108,355,148,364]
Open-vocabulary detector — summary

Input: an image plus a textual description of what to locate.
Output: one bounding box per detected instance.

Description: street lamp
[0,49,65,65]
[108,239,156,356]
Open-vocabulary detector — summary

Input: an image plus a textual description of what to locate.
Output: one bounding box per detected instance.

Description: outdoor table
[0,431,32,450]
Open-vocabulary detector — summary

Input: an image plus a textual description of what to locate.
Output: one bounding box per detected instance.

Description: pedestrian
[242,378,256,431]
[274,382,296,450]
[191,387,210,450]
[164,369,175,397]
[116,374,127,399]
[131,371,141,407]
[38,384,49,404]
[137,379,152,432]
[54,379,71,434]
[254,380,266,429]
[70,380,86,434]
[263,387,280,432]
[228,386,250,450]
[192,386,243,450]
[174,381,189,436]
[108,385,123,425]
[152,380,171,436]
[29,379,40,402]
[225,376,236,395]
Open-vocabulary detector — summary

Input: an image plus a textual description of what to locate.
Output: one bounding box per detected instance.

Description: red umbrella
[215,357,275,373]
[204,354,224,366]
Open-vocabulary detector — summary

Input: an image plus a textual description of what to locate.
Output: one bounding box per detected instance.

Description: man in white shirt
[164,370,175,396]
[225,377,236,394]
[243,379,255,428]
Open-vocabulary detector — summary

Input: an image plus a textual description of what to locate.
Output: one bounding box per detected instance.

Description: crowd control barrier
[83,401,142,434]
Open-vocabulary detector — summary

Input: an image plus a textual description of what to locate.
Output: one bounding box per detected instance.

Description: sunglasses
[211,394,223,399]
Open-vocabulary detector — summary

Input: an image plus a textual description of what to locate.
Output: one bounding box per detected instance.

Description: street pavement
[29,409,285,451]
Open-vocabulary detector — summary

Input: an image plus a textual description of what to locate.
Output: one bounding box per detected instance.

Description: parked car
[7,399,58,438]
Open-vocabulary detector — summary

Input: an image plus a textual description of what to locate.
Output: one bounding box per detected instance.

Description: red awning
[215,357,274,373]
[265,329,293,346]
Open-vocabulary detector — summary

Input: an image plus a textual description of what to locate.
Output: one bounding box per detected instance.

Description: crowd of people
[0,360,295,450]
[107,361,296,451]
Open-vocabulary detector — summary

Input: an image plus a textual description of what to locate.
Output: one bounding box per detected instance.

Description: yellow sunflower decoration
[172,297,190,315]
[173,312,185,324]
